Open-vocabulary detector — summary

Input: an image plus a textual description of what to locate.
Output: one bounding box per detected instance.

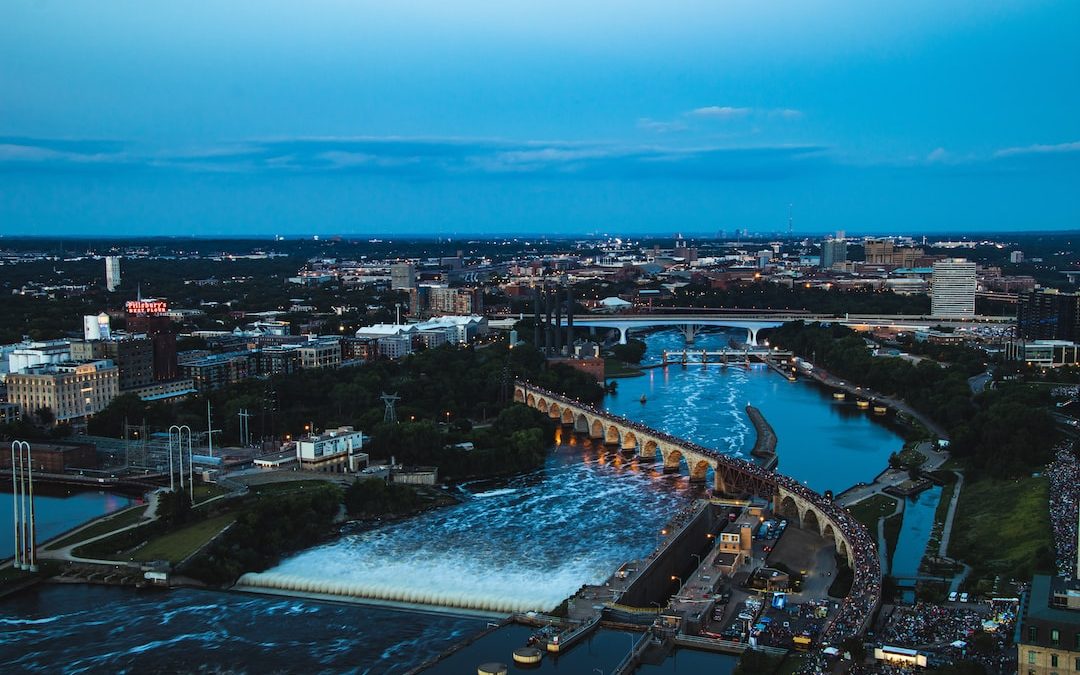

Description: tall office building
[390,263,416,290]
[820,239,847,269]
[930,258,976,318]
[105,256,121,292]
[125,299,177,380]
[1017,289,1080,341]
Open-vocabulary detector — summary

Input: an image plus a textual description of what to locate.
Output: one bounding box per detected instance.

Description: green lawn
[249,479,332,494]
[44,504,148,550]
[191,483,231,504]
[130,514,236,564]
[948,474,1053,580]
[845,494,898,530]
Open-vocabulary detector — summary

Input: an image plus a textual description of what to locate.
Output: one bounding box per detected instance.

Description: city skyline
[1,1,1078,235]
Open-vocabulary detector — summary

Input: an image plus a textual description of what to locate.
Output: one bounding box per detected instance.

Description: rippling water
[249,443,698,612]
[0,585,483,674]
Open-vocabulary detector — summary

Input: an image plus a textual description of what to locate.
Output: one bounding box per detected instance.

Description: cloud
[771,108,804,120]
[689,106,752,119]
[687,106,803,120]
[0,134,830,182]
[0,137,131,169]
[636,118,688,133]
[926,147,949,164]
[994,141,1080,158]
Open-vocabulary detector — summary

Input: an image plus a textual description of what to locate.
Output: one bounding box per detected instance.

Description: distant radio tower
[381,392,401,424]
[787,204,793,237]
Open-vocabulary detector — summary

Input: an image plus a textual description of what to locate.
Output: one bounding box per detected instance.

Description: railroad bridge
[514,381,858,566]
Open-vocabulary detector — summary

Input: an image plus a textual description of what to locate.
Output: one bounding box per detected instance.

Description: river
[0,329,908,673]
[0,485,136,559]
[605,328,904,494]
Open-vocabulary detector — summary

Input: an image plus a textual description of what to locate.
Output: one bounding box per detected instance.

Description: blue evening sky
[0,1,1077,237]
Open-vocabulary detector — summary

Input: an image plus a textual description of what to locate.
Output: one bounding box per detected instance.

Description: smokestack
[554,287,563,352]
[544,287,554,353]
[566,287,574,349]
[533,285,542,347]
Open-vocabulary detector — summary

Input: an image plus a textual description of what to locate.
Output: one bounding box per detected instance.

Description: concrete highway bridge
[557,312,1013,345]
[514,380,882,641]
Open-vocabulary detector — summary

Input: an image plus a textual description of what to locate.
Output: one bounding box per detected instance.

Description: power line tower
[381,392,401,424]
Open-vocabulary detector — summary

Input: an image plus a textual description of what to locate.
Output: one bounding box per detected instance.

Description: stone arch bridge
[514,381,865,569]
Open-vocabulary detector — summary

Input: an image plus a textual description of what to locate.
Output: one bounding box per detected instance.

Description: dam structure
[514,381,882,644]
[236,380,881,648]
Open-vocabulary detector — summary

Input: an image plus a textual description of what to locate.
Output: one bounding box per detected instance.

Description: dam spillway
[247,446,695,614]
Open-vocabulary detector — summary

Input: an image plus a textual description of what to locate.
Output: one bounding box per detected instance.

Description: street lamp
[691,553,703,567]
[671,575,682,587]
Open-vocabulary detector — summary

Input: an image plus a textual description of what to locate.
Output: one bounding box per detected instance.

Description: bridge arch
[561,408,575,425]
[589,418,605,439]
[641,439,660,461]
[574,413,590,434]
[663,448,684,472]
[822,522,836,543]
[605,425,621,445]
[536,398,549,414]
[622,430,638,452]
[690,459,711,483]
[526,393,536,407]
[801,508,821,535]
[549,402,562,419]
[777,495,800,523]
[514,388,525,403]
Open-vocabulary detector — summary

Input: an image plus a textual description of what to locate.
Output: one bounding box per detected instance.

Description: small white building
[295,426,368,473]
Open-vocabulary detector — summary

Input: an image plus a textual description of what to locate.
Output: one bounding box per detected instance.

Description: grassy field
[130,514,236,564]
[845,494,898,530]
[603,358,644,378]
[249,479,334,494]
[948,474,1052,581]
[191,483,231,504]
[44,504,148,551]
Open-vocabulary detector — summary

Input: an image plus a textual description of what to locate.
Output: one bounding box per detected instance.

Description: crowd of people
[875,600,1017,674]
[520,381,883,666]
[1047,442,1080,578]
[881,603,987,647]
